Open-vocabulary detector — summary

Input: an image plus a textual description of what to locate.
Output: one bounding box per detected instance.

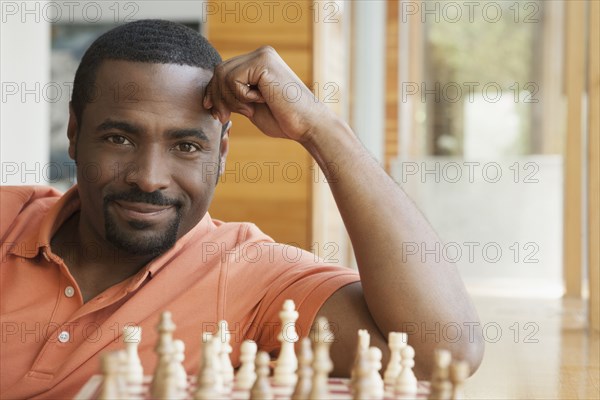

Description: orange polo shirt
[0,185,359,399]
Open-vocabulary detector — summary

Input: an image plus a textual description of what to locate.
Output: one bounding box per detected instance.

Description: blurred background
[1,1,598,398]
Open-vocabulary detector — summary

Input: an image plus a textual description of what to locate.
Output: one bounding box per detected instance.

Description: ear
[218,121,231,174]
[67,103,79,161]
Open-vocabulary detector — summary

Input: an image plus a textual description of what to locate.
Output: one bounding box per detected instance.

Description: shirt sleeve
[223,223,360,355]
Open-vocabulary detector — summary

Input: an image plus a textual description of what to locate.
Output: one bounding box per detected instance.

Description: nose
[124,145,170,192]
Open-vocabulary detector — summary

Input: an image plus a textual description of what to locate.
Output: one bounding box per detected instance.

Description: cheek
[76,153,123,188]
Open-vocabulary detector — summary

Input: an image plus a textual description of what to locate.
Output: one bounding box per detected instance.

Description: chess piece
[428,348,452,400]
[351,329,370,388]
[274,299,299,387]
[122,325,144,397]
[449,360,470,400]
[235,340,258,390]
[250,351,274,400]
[168,340,188,394]
[113,349,138,398]
[291,337,313,400]
[352,350,371,400]
[158,357,187,400]
[395,345,418,396]
[366,347,385,400]
[151,311,176,397]
[383,332,407,387]
[99,352,122,400]
[216,320,234,394]
[194,334,222,400]
[309,317,333,400]
[209,333,225,395]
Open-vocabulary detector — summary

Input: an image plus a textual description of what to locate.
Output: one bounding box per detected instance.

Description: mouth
[112,200,176,222]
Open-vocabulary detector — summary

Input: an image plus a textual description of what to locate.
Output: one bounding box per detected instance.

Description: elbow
[413,320,485,380]
[454,324,485,377]
[449,312,486,376]
[414,316,486,379]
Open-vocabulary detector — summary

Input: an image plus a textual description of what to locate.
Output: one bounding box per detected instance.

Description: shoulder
[0,185,62,241]
[206,218,275,248]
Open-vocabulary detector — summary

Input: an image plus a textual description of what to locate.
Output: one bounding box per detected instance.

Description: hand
[203,46,331,143]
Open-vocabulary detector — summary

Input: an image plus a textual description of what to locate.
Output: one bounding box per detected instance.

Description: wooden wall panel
[588,0,600,331]
[206,1,313,248]
[385,0,399,172]
[563,0,586,298]
[311,1,352,267]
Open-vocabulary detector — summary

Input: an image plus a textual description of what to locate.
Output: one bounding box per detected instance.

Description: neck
[51,211,156,301]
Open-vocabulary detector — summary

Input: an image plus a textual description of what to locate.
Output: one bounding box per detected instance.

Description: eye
[174,142,201,153]
[106,135,132,146]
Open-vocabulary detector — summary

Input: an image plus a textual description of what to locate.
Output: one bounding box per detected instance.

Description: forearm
[302,115,484,372]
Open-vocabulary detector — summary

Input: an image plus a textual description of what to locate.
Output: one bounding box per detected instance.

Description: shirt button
[58,331,70,343]
[64,286,75,298]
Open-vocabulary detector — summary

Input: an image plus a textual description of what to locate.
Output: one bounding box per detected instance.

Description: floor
[465,296,599,399]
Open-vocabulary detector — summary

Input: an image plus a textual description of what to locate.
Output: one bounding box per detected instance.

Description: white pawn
[158,355,187,400]
[250,351,274,400]
[351,329,370,388]
[99,352,123,400]
[366,347,385,400]
[309,317,333,400]
[206,332,224,395]
[449,360,469,400]
[291,337,313,400]
[274,299,299,387]
[352,350,371,400]
[194,335,222,400]
[383,332,407,387]
[216,320,234,393]
[151,311,176,396]
[429,349,452,400]
[171,340,188,389]
[235,340,258,390]
[114,350,134,398]
[395,345,417,396]
[123,326,144,395]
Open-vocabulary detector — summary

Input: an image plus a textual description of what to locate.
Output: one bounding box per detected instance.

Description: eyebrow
[96,118,210,142]
[165,128,209,142]
[97,119,142,134]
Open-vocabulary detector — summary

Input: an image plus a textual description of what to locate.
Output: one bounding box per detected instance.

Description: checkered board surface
[75,376,430,399]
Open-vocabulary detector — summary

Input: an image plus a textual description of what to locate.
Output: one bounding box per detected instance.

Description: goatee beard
[103,188,183,257]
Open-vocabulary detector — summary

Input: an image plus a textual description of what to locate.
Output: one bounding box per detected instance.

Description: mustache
[104,188,183,207]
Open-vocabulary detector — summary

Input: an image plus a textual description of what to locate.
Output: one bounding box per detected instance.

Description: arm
[204,47,484,378]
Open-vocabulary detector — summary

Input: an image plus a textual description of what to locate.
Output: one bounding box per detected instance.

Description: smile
[112,200,176,222]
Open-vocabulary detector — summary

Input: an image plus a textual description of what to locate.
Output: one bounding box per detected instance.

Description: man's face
[69,60,227,257]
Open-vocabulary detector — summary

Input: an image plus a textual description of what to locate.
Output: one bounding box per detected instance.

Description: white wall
[1,2,51,185]
[350,1,386,162]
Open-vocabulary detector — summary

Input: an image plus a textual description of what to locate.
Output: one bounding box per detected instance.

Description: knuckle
[256,45,276,56]
[214,63,226,77]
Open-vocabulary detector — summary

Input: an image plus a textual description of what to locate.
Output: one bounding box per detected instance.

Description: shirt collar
[9,185,80,258]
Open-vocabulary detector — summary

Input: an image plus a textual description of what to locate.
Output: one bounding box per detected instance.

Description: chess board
[74,375,431,399]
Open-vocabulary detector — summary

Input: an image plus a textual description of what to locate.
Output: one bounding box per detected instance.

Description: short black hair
[71,19,222,124]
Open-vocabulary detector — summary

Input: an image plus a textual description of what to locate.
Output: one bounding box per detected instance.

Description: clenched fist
[203,46,332,143]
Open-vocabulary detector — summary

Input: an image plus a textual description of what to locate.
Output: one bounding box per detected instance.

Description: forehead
[94,60,212,103]
[83,60,217,132]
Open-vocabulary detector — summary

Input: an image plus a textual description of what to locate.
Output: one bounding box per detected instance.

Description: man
[0,20,483,398]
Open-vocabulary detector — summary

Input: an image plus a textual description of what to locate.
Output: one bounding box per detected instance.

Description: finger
[203,77,215,109]
[235,81,266,103]
[218,83,255,119]
[212,80,258,120]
